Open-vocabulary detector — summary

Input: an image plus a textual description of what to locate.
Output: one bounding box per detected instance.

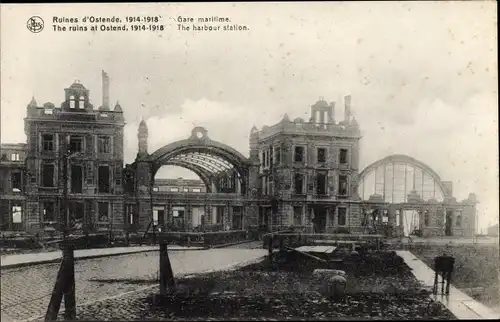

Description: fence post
[63,242,76,320]
[160,242,176,295]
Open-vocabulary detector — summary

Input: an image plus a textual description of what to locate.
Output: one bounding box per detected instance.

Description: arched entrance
[130,126,251,232]
[147,127,250,193]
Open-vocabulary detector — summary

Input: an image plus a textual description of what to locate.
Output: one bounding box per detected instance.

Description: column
[186,203,193,231]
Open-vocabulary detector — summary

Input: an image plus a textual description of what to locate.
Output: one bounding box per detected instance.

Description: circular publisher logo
[27,16,44,33]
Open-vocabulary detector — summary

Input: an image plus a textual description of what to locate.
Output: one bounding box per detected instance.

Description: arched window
[456,214,462,227]
[424,210,430,227]
[69,96,75,109]
[79,96,85,109]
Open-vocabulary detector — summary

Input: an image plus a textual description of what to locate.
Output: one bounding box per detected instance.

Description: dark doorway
[157,209,165,230]
[316,171,327,195]
[312,206,327,233]
[445,210,453,236]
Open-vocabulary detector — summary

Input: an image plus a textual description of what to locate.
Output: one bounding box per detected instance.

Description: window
[69,135,84,152]
[339,148,348,164]
[293,207,302,225]
[269,146,274,168]
[69,96,75,109]
[317,148,326,163]
[153,187,159,192]
[294,146,304,162]
[275,147,281,165]
[1,153,8,161]
[98,136,111,154]
[98,166,110,193]
[170,187,179,192]
[456,213,462,227]
[42,134,54,151]
[11,172,22,192]
[338,175,348,195]
[71,165,83,193]
[193,188,201,193]
[42,164,55,187]
[12,205,22,223]
[11,153,20,161]
[424,210,430,227]
[261,151,266,168]
[98,202,109,222]
[79,96,85,109]
[183,188,189,192]
[43,202,55,222]
[316,172,327,195]
[338,208,347,226]
[294,173,304,194]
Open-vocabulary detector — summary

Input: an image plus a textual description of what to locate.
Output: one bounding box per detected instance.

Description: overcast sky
[1,2,497,230]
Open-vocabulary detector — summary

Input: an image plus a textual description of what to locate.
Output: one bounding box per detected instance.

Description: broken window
[98,166,110,193]
[69,135,84,153]
[43,202,55,222]
[338,207,347,226]
[339,148,348,164]
[317,148,326,163]
[71,165,83,193]
[79,96,85,109]
[1,153,8,161]
[275,147,281,165]
[69,96,76,109]
[183,188,189,192]
[269,146,273,168]
[424,210,430,227]
[170,187,179,192]
[294,173,304,194]
[293,207,302,225]
[456,213,462,227]
[294,146,304,162]
[11,153,20,161]
[98,202,109,222]
[42,134,54,151]
[69,202,84,228]
[11,172,22,192]
[12,205,22,223]
[193,188,201,193]
[42,164,55,187]
[153,187,159,192]
[98,136,111,154]
[316,172,327,195]
[338,175,348,195]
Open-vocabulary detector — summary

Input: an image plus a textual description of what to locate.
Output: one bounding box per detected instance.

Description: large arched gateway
[124,122,255,233]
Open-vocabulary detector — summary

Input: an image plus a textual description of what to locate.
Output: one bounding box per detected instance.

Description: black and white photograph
[0,1,498,321]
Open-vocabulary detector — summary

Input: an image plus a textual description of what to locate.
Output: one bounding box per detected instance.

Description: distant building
[0,143,27,231]
[487,223,499,237]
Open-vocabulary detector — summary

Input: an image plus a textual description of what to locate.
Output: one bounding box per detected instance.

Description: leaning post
[63,241,76,320]
[159,241,176,295]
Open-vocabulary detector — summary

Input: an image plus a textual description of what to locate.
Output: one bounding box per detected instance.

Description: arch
[358,154,448,200]
[147,127,250,194]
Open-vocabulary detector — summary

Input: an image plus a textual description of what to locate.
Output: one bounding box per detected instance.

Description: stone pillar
[135,159,152,231]
[224,204,231,230]
[186,203,193,231]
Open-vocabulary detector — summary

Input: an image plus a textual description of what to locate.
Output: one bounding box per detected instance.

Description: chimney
[344,95,351,123]
[102,70,110,109]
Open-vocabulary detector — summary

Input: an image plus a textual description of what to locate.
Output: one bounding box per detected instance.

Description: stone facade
[3,72,126,234]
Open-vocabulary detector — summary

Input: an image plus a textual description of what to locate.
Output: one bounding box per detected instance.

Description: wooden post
[44,242,76,320]
[44,257,67,320]
[160,242,175,295]
[63,243,76,320]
